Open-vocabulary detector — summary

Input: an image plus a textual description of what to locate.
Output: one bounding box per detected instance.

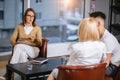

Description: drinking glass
[27,61,33,70]
[61,55,69,65]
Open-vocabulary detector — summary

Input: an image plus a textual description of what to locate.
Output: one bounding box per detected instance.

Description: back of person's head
[78,18,99,42]
[89,11,106,20]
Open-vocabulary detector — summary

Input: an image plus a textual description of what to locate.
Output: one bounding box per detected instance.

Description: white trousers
[10,44,39,64]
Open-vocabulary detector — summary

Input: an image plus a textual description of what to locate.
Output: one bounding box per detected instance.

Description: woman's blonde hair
[78,18,99,42]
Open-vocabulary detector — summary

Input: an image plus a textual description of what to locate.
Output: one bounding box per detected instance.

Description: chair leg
[105,76,113,80]
[11,73,14,80]
[5,72,14,80]
[114,70,120,80]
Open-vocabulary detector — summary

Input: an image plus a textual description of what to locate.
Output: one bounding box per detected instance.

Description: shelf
[111,5,120,9]
[111,5,120,13]
[111,23,120,30]
[109,0,120,32]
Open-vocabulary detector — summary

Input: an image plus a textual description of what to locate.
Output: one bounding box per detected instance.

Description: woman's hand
[28,35,35,41]
[17,40,36,46]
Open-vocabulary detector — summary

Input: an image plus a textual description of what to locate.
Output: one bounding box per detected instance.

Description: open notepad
[30,59,48,64]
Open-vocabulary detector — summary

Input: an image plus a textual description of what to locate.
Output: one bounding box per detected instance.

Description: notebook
[30,58,48,64]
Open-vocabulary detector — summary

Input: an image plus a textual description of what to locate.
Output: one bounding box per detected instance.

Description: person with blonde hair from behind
[47,18,107,80]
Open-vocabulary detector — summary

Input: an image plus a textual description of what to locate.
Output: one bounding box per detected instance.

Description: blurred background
[0,0,119,53]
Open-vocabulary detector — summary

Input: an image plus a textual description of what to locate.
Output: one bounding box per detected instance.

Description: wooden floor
[0,61,8,76]
[0,53,11,76]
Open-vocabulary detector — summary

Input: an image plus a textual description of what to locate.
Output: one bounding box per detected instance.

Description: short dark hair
[89,11,106,20]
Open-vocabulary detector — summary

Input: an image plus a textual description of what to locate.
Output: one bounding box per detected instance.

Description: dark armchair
[37,38,49,58]
[57,63,107,80]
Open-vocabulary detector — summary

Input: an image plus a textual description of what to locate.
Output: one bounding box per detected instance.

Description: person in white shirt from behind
[90,11,120,78]
[47,18,107,80]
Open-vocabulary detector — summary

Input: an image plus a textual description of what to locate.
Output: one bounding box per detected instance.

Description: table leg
[6,67,12,80]
[21,75,29,80]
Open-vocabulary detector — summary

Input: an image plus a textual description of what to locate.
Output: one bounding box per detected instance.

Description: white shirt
[24,25,33,35]
[67,41,106,66]
[100,29,120,66]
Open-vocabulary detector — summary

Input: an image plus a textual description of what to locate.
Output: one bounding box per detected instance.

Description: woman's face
[25,11,35,25]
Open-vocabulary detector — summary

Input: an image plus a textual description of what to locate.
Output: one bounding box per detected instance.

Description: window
[0,11,4,20]
[36,12,41,19]
[33,0,84,43]
[0,0,85,53]
[59,10,64,17]
[0,0,22,52]
[20,13,23,20]
[0,0,4,1]
[36,0,42,3]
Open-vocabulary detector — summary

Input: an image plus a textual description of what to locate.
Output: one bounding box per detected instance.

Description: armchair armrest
[38,38,49,58]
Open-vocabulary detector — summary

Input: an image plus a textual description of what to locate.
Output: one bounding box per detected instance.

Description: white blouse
[67,41,106,65]
[24,25,33,35]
